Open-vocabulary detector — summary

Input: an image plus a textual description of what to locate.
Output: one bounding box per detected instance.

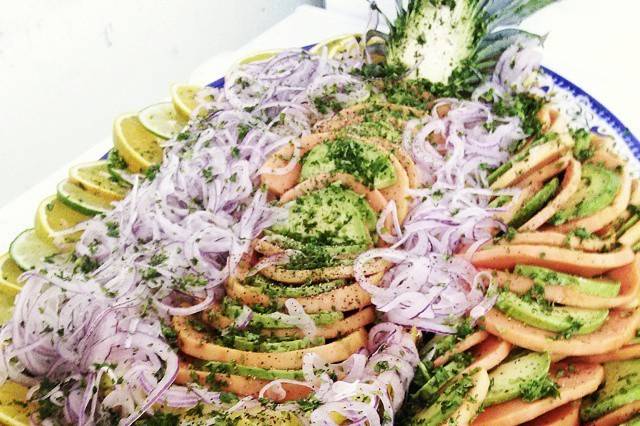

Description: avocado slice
[488,161,513,185]
[245,274,348,298]
[300,138,397,189]
[270,185,374,246]
[581,359,640,422]
[572,128,594,161]
[509,177,560,229]
[411,353,473,402]
[193,360,305,381]
[223,303,343,328]
[484,351,551,406]
[495,291,609,336]
[489,194,512,209]
[229,335,325,353]
[409,371,477,426]
[228,408,302,426]
[618,213,640,238]
[514,264,621,298]
[550,163,621,225]
[244,274,347,298]
[340,121,403,144]
[487,133,561,185]
[262,231,370,257]
[622,415,640,426]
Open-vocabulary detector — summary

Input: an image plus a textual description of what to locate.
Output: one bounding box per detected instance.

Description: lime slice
[57,180,114,216]
[35,195,89,247]
[171,84,202,119]
[69,161,129,201]
[0,380,31,426]
[139,102,187,139]
[0,254,22,292]
[9,229,62,271]
[113,114,164,173]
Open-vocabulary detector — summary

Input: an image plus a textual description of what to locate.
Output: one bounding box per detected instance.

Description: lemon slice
[238,49,282,65]
[138,102,187,139]
[106,150,134,187]
[35,195,89,247]
[309,34,358,56]
[57,180,113,216]
[113,114,164,173]
[171,84,202,119]
[69,161,129,201]
[9,229,62,271]
[0,254,22,292]
[0,380,31,426]
[0,284,16,325]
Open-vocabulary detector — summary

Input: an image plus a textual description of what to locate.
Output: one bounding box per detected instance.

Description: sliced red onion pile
[354,41,544,335]
[305,323,419,426]
[473,38,544,101]
[0,47,370,425]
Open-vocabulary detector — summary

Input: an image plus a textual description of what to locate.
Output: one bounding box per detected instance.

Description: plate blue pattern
[541,66,640,160]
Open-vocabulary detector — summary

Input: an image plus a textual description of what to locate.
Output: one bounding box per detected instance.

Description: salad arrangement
[2,0,640,424]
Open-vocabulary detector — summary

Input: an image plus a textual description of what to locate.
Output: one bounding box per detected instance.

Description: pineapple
[370,0,556,87]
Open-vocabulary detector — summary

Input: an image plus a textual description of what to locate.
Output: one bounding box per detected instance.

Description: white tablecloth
[1,2,638,249]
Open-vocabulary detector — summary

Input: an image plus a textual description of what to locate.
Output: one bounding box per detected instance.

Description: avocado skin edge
[581,359,640,421]
[483,351,551,407]
[514,264,621,298]
[509,177,560,229]
[191,359,304,381]
[494,291,609,336]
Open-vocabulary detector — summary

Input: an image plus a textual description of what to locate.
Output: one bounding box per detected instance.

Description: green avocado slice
[223,303,343,328]
[514,264,621,298]
[228,335,325,353]
[509,177,560,229]
[618,213,640,238]
[229,408,302,426]
[487,161,513,185]
[409,371,477,426]
[581,359,640,422]
[245,274,348,298]
[300,138,397,189]
[495,292,609,337]
[192,359,304,381]
[411,353,473,403]
[550,163,621,225]
[487,133,560,185]
[621,415,640,426]
[340,121,403,144]
[489,194,512,208]
[262,231,370,257]
[484,351,552,406]
[270,185,374,246]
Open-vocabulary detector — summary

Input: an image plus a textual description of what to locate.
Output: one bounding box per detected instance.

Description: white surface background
[0,0,321,206]
[1,1,639,250]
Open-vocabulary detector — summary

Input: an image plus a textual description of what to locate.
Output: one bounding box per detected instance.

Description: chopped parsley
[135,411,179,426]
[145,164,160,181]
[106,221,120,238]
[519,375,559,402]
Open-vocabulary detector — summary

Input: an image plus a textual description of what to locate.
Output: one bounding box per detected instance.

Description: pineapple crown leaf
[367,0,558,85]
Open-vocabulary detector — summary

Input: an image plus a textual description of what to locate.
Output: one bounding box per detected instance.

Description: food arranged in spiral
[2,0,640,425]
